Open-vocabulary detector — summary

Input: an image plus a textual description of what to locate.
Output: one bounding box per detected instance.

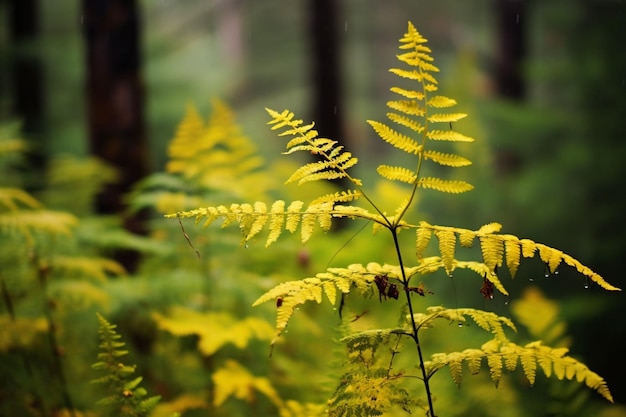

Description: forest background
[1,0,625,416]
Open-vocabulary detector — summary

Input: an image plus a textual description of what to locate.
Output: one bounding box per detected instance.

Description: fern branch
[416,221,621,292]
[266,108,362,187]
[92,314,161,417]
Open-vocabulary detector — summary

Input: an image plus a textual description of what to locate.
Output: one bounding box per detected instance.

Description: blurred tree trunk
[82,0,149,271]
[308,0,349,230]
[308,0,345,147]
[493,0,527,175]
[494,0,527,99]
[8,0,46,187]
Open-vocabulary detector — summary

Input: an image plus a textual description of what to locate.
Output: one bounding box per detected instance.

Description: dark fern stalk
[391,228,436,416]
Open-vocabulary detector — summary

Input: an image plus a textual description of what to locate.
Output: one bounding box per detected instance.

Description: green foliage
[170,22,619,417]
[92,313,162,417]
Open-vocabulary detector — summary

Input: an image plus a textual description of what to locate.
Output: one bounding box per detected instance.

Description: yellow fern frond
[0,315,48,351]
[167,199,343,245]
[310,190,361,206]
[152,307,274,356]
[287,155,358,185]
[536,244,563,274]
[253,263,405,348]
[386,99,426,117]
[267,108,362,187]
[377,165,417,184]
[0,210,78,241]
[426,130,475,142]
[434,228,456,276]
[477,222,503,234]
[427,95,457,108]
[484,340,614,402]
[418,307,515,340]
[50,256,126,282]
[389,86,425,100]
[456,261,509,296]
[504,238,522,277]
[212,360,283,408]
[415,224,432,259]
[427,113,468,123]
[0,188,42,211]
[479,235,504,271]
[386,112,425,133]
[418,177,474,194]
[417,222,621,292]
[165,100,274,200]
[423,150,472,167]
[367,121,423,154]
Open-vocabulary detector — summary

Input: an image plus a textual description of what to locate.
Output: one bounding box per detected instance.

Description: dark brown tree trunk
[494,0,527,100]
[308,0,345,146]
[82,0,150,271]
[8,0,46,187]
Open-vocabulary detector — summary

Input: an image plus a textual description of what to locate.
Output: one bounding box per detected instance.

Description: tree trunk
[8,0,46,187]
[494,0,527,99]
[82,0,150,271]
[308,0,345,146]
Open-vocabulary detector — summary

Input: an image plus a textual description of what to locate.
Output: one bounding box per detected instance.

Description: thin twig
[177,214,200,258]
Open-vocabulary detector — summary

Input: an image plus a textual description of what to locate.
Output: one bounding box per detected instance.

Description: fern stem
[390,228,436,417]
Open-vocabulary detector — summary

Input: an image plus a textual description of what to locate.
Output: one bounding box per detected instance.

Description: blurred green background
[1,0,625,416]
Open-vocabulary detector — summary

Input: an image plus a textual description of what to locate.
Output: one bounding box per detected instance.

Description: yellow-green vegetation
[169,22,620,417]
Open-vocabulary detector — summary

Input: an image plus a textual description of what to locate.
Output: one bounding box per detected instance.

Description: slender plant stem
[390,228,436,417]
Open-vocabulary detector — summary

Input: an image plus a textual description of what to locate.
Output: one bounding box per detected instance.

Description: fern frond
[481,339,614,402]
[434,228,456,275]
[50,256,126,282]
[266,108,362,187]
[376,165,417,184]
[253,263,408,348]
[0,210,78,242]
[92,314,161,417]
[413,306,515,340]
[310,190,362,205]
[426,129,475,142]
[367,120,423,154]
[386,99,426,117]
[212,360,283,408]
[415,227,432,259]
[286,154,358,185]
[386,112,425,133]
[423,150,472,167]
[479,235,504,271]
[0,188,42,211]
[427,113,468,123]
[152,307,274,356]
[164,100,276,202]
[418,177,474,194]
[0,315,48,351]
[416,222,621,291]
[167,200,340,245]
[427,95,457,108]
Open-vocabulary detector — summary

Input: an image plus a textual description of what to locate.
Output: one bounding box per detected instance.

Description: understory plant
[168,22,620,417]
